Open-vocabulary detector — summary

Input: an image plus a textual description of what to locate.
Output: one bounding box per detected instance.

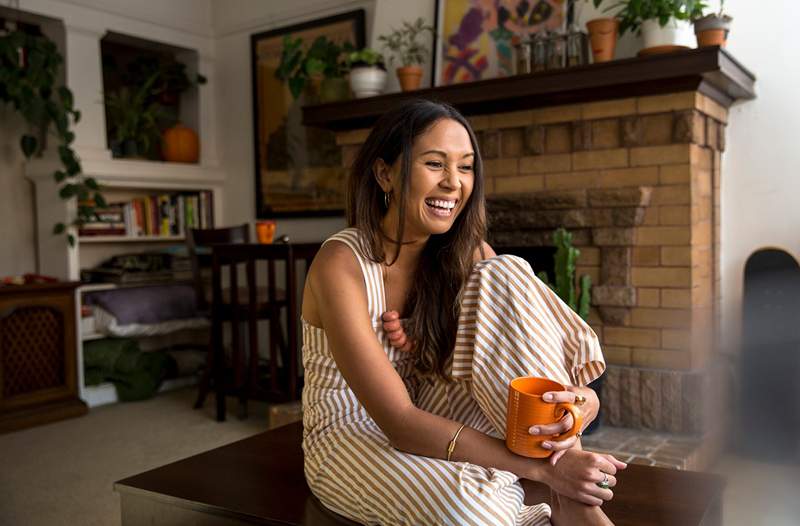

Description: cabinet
[0,282,88,432]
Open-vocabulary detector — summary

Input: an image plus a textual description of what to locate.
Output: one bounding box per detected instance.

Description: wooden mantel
[302,46,755,131]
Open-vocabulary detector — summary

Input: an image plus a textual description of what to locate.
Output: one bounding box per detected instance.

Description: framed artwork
[251,10,365,217]
[432,0,566,86]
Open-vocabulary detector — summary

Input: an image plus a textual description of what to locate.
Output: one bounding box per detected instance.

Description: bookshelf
[26,155,225,406]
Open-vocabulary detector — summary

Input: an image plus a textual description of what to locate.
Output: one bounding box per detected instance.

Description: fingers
[381,310,400,322]
[541,434,577,453]
[595,455,621,476]
[605,454,628,470]
[542,391,576,404]
[549,449,567,466]
[529,413,574,436]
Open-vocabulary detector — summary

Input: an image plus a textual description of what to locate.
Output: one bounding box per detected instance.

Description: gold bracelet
[447,424,466,462]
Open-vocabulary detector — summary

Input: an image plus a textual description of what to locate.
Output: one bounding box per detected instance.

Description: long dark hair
[346,99,486,379]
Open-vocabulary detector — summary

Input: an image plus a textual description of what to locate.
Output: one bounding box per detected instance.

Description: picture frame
[432,0,567,87]
[251,10,365,218]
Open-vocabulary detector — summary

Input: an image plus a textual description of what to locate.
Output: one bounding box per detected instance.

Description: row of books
[78,191,214,237]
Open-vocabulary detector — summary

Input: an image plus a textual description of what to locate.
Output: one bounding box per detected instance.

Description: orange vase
[162,123,200,163]
[396,66,423,92]
[586,18,619,63]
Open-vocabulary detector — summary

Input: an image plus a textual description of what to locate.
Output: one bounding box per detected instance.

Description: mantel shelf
[302,46,755,131]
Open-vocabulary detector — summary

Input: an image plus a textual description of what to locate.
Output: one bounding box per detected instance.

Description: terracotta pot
[396,65,423,91]
[586,18,618,63]
[694,14,732,48]
[162,123,199,163]
[696,29,727,47]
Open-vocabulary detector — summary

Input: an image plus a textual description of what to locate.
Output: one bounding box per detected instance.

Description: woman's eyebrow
[420,149,475,158]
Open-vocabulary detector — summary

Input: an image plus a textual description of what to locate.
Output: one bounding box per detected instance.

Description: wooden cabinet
[0,283,88,433]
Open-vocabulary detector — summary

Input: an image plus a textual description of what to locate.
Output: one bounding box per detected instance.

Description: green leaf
[20,135,38,158]
[58,86,74,110]
[59,184,77,199]
[94,192,107,208]
[67,234,75,247]
[53,222,66,235]
[85,177,99,190]
[53,171,67,183]
[73,110,81,123]
[288,77,305,100]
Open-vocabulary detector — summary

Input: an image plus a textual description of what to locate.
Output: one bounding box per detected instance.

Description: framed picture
[432,0,567,86]
[251,10,365,218]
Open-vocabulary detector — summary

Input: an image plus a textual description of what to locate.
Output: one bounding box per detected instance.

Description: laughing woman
[301,100,625,525]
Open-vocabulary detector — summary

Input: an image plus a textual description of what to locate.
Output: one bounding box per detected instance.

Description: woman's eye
[460,165,473,171]
[426,161,443,169]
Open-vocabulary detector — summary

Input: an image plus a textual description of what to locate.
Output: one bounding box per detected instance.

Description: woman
[301,100,624,525]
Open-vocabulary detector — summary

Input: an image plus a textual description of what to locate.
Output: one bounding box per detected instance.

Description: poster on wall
[251,10,365,217]
[433,0,566,86]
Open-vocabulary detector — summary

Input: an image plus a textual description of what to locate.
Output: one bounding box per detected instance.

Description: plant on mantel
[378,17,435,92]
[0,26,104,246]
[592,0,707,36]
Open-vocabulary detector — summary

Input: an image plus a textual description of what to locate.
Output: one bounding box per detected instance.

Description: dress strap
[322,228,386,321]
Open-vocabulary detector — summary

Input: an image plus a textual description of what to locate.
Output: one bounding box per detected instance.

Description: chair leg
[194,340,214,409]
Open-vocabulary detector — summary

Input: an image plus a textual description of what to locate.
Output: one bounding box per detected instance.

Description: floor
[1,388,798,526]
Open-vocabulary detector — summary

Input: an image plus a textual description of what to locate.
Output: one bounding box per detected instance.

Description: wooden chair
[186,225,288,420]
[207,243,320,421]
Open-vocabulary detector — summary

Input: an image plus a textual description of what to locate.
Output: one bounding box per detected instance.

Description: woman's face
[381,118,476,240]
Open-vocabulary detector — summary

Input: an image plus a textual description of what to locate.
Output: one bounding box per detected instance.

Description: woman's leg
[450,254,606,436]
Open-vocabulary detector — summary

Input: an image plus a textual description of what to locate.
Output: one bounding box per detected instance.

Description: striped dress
[302,228,605,525]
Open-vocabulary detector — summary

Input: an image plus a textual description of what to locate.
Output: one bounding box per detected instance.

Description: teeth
[426,199,456,209]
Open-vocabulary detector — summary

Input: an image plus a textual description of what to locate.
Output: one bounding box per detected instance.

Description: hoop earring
[384,191,391,209]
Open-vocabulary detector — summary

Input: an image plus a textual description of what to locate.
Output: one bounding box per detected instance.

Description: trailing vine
[0,28,105,246]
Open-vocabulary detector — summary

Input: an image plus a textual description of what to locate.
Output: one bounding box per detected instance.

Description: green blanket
[84,338,175,401]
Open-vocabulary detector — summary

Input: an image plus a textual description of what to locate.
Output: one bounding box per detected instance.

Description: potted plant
[104,74,168,159]
[378,17,435,92]
[0,25,104,246]
[593,0,706,55]
[346,48,388,98]
[693,0,732,47]
[275,35,351,103]
[122,55,207,106]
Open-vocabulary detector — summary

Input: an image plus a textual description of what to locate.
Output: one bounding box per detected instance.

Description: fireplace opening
[737,249,800,461]
[494,246,557,281]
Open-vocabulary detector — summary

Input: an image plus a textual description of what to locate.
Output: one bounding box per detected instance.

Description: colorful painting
[251,10,365,217]
[433,0,566,86]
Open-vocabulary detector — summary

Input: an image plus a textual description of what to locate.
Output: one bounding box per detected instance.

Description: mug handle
[553,403,583,441]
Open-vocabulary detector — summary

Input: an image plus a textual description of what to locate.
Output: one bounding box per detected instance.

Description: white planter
[641,18,695,49]
[349,66,388,98]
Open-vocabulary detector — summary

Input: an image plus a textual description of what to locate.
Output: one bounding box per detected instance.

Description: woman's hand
[381,311,415,353]
[529,386,599,465]
[541,448,626,506]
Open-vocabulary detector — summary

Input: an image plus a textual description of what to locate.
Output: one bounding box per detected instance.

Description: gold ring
[574,394,587,406]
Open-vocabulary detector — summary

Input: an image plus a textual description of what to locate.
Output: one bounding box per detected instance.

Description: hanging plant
[0,27,104,246]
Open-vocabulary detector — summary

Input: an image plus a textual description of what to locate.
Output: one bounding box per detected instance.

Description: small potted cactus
[536,227,603,434]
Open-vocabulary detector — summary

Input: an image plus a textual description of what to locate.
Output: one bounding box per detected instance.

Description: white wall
[718,0,800,345]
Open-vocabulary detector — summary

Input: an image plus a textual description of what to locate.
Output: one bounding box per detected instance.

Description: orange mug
[506,377,583,458]
[255,221,276,244]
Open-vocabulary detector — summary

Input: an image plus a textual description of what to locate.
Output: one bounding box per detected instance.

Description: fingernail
[529,426,540,434]
[543,393,553,401]
[541,442,552,450]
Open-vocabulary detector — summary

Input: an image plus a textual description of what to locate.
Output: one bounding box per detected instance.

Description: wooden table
[115,421,725,525]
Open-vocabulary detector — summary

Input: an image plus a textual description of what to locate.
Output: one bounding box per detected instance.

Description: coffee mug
[255,221,276,244]
[505,376,583,458]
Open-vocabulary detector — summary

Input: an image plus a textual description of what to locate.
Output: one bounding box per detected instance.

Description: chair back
[186,224,250,311]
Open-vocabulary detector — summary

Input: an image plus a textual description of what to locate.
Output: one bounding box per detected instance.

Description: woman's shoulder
[309,230,365,288]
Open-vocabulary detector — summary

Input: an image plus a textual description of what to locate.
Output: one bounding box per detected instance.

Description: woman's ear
[373,158,392,192]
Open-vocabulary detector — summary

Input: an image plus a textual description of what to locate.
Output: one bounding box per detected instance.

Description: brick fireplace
[308,48,755,468]
[335,92,726,437]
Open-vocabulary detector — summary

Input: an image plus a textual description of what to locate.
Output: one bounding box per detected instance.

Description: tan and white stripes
[302,228,605,525]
